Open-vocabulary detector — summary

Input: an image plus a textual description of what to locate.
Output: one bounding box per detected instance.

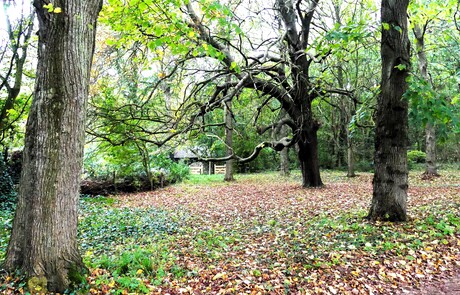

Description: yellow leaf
[54,7,62,13]
[188,31,195,38]
[136,269,143,275]
[212,272,226,280]
[155,49,164,58]
[158,72,166,78]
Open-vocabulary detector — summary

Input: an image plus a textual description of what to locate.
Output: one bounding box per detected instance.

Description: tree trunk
[425,123,437,175]
[297,125,323,187]
[279,145,290,176]
[347,128,356,177]
[279,125,290,176]
[224,101,234,181]
[413,24,438,176]
[277,110,290,176]
[368,0,410,222]
[3,1,102,292]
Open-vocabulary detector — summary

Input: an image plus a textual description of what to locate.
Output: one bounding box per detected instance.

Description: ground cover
[1,170,459,294]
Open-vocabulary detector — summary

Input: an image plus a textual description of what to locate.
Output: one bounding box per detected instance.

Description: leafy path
[400,271,460,294]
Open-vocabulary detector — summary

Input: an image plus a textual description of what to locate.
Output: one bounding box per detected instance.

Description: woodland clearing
[1,170,459,294]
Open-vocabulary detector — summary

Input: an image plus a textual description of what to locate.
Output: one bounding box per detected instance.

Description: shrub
[8,150,22,184]
[407,150,426,163]
[355,160,374,172]
[0,154,16,209]
[150,153,189,183]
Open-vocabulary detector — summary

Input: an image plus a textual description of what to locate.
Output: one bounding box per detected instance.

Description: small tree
[0,1,34,145]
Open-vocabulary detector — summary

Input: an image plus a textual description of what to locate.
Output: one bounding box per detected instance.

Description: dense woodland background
[0,0,459,193]
[0,0,459,293]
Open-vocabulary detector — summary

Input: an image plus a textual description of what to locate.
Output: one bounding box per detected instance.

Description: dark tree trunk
[297,123,322,187]
[2,0,102,292]
[368,0,410,222]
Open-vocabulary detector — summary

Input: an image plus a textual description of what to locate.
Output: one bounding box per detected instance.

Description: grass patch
[184,173,230,185]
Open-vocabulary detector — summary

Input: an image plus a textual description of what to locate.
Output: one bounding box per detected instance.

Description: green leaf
[382,22,390,30]
[43,3,54,12]
[394,64,407,71]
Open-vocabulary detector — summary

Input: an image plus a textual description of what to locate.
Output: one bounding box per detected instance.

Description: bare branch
[257,117,296,135]
[200,136,295,163]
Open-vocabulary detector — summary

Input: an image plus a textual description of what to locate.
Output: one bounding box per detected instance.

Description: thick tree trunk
[413,24,438,176]
[297,125,323,187]
[368,0,410,222]
[3,1,102,292]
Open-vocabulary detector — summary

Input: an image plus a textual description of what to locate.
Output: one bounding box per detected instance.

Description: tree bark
[413,24,438,176]
[424,123,437,175]
[279,112,290,176]
[224,100,234,181]
[368,0,410,222]
[297,122,322,187]
[346,128,356,177]
[3,0,102,292]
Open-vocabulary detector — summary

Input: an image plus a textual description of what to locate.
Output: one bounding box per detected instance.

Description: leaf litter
[0,170,459,294]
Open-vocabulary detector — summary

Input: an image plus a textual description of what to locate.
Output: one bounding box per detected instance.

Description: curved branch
[257,117,296,135]
[200,137,295,163]
[185,2,235,70]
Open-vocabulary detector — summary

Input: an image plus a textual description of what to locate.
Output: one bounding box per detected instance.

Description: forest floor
[1,170,459,294]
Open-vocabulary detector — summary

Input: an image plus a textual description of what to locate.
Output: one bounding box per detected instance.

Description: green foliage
[0,154,16,210]
[7,150,22,184]
[101,0,242,60]
[323,21,372,55]
[78,197,181,255]
[84,147,190,191]
[151,153,190,183]
[355,160,374,172]
[0,206,13,261]
[86,244,185,293]
[407,150,426,163]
